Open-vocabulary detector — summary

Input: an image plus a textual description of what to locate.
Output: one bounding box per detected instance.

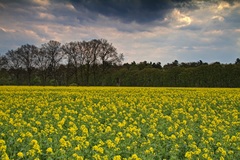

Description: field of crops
[0,86,239,160]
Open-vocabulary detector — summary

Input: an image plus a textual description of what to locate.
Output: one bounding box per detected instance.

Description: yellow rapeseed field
[0,86,239,160]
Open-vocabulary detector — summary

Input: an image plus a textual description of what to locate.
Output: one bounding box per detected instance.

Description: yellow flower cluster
[0,139,9,160]
[0,86,239,159]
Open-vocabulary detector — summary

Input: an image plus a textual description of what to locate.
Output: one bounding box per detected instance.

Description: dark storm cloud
[70,0,240,24]
[70,0,198,23]
[223,0,240,4]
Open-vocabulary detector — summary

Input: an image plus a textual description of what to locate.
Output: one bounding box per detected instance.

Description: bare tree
[81,41,93,85]
[41,40,63,85]
[62,41,85,85]
[77,41,86,85]
[2,38,124,86]
[34,48,51,85]
[5,50,24,85]
[16,44,38,85]
[0,55,8,69]
[78,39,124,85]
[97,39,124,84]
[88,39,101,85]
[98,39,123,70]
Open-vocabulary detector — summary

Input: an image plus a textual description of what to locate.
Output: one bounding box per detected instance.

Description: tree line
[0,39,123,86]
[116,60,240,87]
[0,39,240,87]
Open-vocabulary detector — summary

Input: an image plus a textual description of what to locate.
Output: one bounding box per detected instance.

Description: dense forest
[0,39,240,87]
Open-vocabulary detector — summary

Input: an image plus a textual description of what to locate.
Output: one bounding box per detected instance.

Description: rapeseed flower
[46,147,53,154]
[185,151,192,159]
[113,155,121,160]
[92,145,104,154]
[0,86,239,159]
[129,154,141,160]
[17,152,24,158]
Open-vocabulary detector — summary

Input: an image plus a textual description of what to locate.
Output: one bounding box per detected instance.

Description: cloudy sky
[0,0,240,64]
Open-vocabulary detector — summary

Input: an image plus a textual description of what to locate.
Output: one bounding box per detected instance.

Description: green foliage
[69,83,78,86]
[1,58,240,87]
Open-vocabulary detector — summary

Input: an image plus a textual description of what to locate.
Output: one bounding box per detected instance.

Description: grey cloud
[179,25,202,31]
[0,0,80,27]
[0,0,239,64]
[224,9,240,29]
[0,29,41,54]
